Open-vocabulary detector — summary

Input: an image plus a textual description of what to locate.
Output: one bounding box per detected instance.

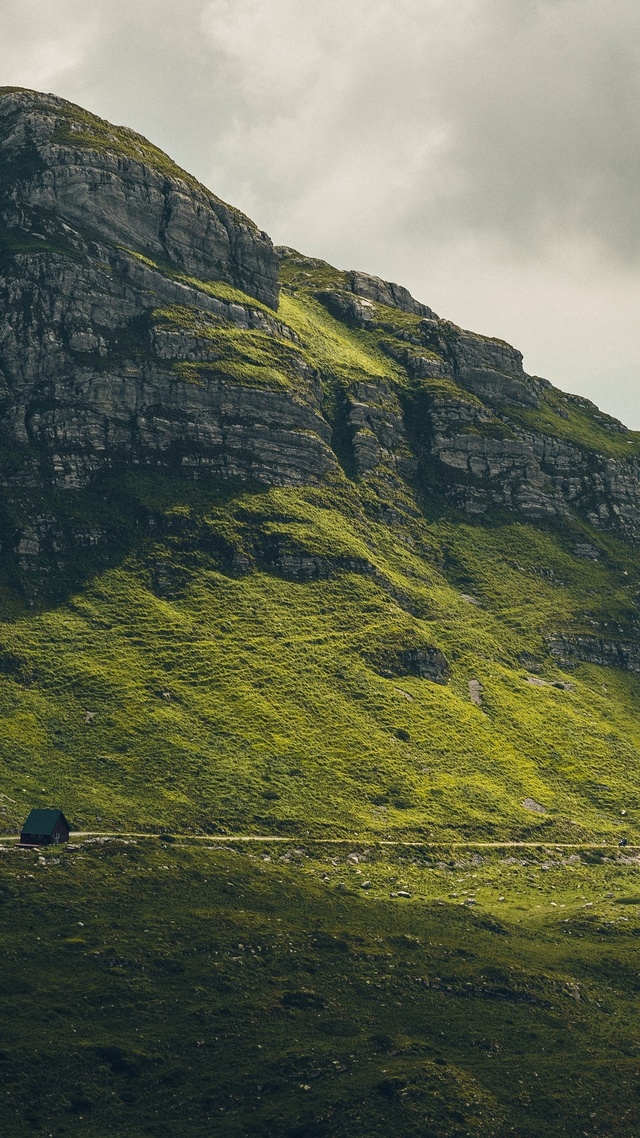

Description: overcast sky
[2,0,640,425]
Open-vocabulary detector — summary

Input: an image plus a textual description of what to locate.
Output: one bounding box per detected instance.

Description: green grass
[0,477,639,844]
[176,274,278,314]
[278,248,351,294]
[279,291,397,383]
[166,337,307,392]
[150,300,320,392]
[0,223,71,260]
[2,838,640,1137]
[123,247,279,313]
[505,387,640,461]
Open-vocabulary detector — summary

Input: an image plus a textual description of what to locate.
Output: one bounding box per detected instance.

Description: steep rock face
[2,87,640,623]
[345,379,416,480]
[547,634,640,673]
[422,377,640,532]
[0,246,336,492]
[0,90,340,503]
[0,88,279,307]
[438,325,538,409]
[345,270,437,319]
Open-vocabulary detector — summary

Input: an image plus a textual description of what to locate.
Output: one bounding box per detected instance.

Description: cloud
[0,0,101,91]
[196,0,640,261]
[1,0,639,423]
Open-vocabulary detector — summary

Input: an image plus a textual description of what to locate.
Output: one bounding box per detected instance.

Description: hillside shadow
[0,465,270,621]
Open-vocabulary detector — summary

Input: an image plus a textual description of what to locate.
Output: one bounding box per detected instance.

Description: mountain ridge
[2,87,639,538]
[0,88,639,847]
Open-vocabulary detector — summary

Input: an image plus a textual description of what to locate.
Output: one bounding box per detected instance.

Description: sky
[2,0,640,425]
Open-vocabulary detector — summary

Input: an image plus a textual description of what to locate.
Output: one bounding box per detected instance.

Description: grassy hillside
[1,271,640,843]
[0,475,639,842]
[3,837,640,1138]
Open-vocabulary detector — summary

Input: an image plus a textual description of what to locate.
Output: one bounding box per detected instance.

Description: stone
[403,648,449,683]
[522,798,547,814]
[469,679,483,707]
[547,635,640,674]
[345,270,437,318]
[526,676,574,692]
[0,91,340,520]
[574,543,600,560]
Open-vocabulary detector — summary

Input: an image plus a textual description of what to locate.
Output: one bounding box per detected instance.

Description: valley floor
[2,836,640,1137]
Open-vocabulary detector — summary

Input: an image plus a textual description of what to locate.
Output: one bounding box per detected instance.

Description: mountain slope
[0,87,640,844]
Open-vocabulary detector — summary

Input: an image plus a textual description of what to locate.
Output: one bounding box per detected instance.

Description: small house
[20,808,71,846]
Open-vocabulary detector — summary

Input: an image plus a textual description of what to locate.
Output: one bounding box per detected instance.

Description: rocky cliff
[281,250,640,537]
[0,89,341,496]
[1,86,640,595]
[0,88,279,304]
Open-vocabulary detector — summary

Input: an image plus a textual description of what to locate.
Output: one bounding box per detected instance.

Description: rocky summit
[3,87,640,1138]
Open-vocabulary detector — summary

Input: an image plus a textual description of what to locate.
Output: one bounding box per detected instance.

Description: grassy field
[2,837,640,1137]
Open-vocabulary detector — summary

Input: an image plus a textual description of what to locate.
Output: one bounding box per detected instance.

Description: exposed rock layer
[2,86,640,616]
[0,88,279,306]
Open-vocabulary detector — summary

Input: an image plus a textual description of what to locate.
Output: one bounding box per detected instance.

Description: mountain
[3,86,640,1138]
[1,87,640,843]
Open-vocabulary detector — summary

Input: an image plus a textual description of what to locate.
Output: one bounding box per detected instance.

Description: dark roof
[21,808,69,835]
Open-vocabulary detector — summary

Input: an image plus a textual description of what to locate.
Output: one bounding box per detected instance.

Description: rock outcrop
[342,269,438,319]
[277,246,640,538]
[0,88,340,499]
[0,88,279,306]
[2,86,640,609]
[547,635,640,674]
